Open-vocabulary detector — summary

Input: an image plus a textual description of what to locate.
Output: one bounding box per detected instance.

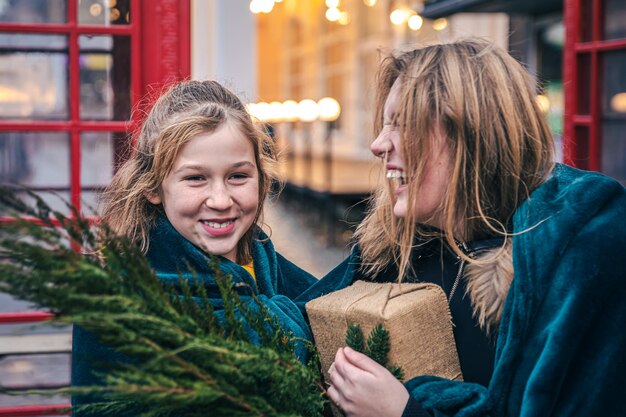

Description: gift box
[306,280,463,384]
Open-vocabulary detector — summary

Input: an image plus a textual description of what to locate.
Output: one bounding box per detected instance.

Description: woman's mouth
[386,169,407,185]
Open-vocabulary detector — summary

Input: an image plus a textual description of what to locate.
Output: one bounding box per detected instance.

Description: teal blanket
[297,164,626,416]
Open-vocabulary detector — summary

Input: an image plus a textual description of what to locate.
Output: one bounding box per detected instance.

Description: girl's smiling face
[147,122,259,262]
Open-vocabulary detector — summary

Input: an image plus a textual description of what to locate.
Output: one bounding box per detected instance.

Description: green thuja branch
[345,324,365,353]
[0,187,325,416]
[345,323,404,381]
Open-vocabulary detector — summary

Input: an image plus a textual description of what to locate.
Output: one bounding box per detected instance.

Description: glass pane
[0,132,70,215]
[601,120,626,184]
[0,33,67,50]
[0,35,69,120]
[576,53,591,115]
[79,35,131,121]
[580,0,593,42]
[0,131,69,187]
[0,0,66,24]
[573,126,590,170]
[81,131,115,187]
[78,0,130,25]
[603,0,626,40]
[602,49,626,183]
[602,50,626,117]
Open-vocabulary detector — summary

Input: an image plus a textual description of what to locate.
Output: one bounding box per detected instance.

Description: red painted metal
[562,0,578,166]
[575,38,626,52]
[179,0,192,80]
[0,311,54,324]
[564,0,626,171]
[0,121,129,131]
[0,404,72,417]
[0,23,133,35]
[0,1,192,415]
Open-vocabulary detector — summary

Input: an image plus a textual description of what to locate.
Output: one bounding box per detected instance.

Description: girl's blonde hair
[100,80,279,264]
[355,38,555,280]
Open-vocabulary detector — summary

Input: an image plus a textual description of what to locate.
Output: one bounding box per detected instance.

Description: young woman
[297,39,626,416]
[72,80,317,413]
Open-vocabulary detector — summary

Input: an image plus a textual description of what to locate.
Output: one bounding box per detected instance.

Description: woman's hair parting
[100,80,279,263]
[355,38,555,280]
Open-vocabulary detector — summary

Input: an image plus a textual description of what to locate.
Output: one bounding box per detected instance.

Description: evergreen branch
[345,323,365,353]
[344,323,404,382]
[0,187,325,416]
[365,324,390,366]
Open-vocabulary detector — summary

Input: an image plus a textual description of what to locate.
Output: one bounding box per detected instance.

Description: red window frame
[563,0,626,171]
[0,1,190,415]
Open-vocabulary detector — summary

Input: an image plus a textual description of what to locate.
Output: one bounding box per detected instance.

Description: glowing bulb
[326,7,341,22]
[432,18,448,31]
[282,100,299,122]
[610,92,626,113]
[245,103,257,118]
[268,101,285,122]
[318,97,341,122]
[89,3,103,16]
[249,0,262,14]
[297,99,319,122]
[258,0,274,13]
[325,0,339,7]
[408,14,423,30]
[338,11,350,25]
[255,102,271,121]
[390,9,408,25]
[536,94,550,113]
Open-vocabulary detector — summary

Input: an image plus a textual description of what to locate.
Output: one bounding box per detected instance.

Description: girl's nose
[370,130,392,158]
[205,186,233,210]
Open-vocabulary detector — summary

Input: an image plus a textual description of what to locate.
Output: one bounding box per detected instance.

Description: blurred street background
[1,0,625,414]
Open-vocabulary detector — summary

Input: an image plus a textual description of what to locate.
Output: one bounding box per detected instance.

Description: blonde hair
[355,38,555,280]
[100,80,279,264]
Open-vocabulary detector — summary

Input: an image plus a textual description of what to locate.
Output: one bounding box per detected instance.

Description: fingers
[342,346,382,374]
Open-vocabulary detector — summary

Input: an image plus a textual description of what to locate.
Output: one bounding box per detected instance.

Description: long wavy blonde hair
[354,38,555,280]
[100,80,279,263]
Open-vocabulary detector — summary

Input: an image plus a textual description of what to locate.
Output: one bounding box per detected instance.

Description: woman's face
[147,122,259,262]
[370,78,453,229]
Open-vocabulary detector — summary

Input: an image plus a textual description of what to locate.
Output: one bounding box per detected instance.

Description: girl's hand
[326,346,410,417]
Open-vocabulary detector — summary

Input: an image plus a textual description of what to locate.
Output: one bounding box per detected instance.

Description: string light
[408,14,423,30]
[326,7,341,22]
[432,18,448,30]
[390,9,409,25]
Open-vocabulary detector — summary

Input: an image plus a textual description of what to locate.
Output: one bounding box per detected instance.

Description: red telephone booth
[563,0,626,184]
[0,0,190,414]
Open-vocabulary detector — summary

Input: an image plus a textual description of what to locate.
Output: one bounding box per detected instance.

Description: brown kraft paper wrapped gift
[306,280,463,384]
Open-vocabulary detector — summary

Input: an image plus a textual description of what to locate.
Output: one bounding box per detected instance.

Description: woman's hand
[326,346,410,417]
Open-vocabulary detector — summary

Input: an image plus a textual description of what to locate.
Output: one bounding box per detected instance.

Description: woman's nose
[370,130,392,158]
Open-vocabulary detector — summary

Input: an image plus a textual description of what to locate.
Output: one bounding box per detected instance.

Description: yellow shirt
[241,261,256,281]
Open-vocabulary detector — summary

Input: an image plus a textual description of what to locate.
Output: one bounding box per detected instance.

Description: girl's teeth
[205,221,233,229]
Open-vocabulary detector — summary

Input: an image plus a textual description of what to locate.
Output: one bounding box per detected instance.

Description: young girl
[72,80,318,411]
[297,39,626,416]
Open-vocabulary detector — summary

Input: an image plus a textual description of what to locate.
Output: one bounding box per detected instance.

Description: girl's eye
[184,175,204,182]
[229,173,249,182]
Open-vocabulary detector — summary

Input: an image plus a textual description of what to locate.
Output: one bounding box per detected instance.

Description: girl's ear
[145,191,162,205]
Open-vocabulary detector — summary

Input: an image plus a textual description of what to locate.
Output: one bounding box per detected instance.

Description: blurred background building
[0,0,624,415]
